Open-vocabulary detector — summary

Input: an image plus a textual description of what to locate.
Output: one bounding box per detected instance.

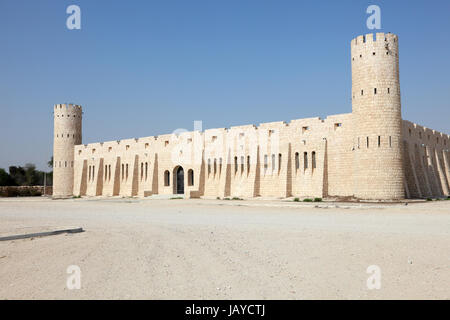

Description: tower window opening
[121,164,124,180]
[219,158,223,175]
[378,136,381,147]
[141,163,144,180]
[361,90,364,96]
[208,159,211,175]
[271,154,275,171]
[367,137,369,148]
[234,157,238,174]
[295,152,299,170]
[108,165,111,181]
[65,161,67,167]
[374,88,377,94]
[389,136,392,147]
[214,159,217,175]
[92,166,95,179]
[409,129,412,137]
[105,165,108,181]
[88,166,91,180]
[264,155,268,172]
[372,52,376,56]
[240,156,244,174]
[387,88,390,94]
[247,156,250,174]
[359,54,362,58]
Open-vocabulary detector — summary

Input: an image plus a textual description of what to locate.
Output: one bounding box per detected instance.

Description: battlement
[351,32,397,47]
[54,103,83,117]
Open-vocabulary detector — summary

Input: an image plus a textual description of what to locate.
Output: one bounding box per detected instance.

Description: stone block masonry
[53,33,449,200]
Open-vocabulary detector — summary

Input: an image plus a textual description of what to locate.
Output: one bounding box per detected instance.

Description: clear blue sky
[0,0,449,171]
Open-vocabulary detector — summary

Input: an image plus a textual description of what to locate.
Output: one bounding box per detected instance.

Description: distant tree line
[0,157,53,187]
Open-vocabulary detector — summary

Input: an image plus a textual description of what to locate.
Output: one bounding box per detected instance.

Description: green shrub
[293,197,300,202]
[303,198,313,202]
[170,196,183,200]
[313,198,323,202]
[223,197,230,200]
[232,197,243,200]
[426,198,433,201]
[216,197,221,200]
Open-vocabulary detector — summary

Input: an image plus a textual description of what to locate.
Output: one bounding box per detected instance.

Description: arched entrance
[175,166,184,194]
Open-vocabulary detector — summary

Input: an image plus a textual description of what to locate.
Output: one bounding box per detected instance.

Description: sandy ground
[0,197,449,300]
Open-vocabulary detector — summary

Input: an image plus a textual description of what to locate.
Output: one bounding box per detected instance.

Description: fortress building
[53,33,450,200]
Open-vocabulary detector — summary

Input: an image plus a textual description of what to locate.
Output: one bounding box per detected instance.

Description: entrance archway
[175,166,184,194]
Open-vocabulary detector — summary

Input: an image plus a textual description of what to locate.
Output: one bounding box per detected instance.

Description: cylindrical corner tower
[53,103,82,198]
[351,32,404,200]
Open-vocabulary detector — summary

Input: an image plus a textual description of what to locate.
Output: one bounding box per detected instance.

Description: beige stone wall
[402,120,450,198]
[53,104,82,197]
[53,32,449,200]
[72,113,357,199]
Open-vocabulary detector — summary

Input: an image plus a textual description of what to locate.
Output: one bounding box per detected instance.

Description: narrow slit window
[234,157,238,174]
[164,171,170,186]
[278,153,282,173]
[271,154,275,171]
[145,162,148,181]
[378,136,381,147]
[304,152,308,169]
[312,152,316,169]
[295,152,299,170]
[188,169,194,186]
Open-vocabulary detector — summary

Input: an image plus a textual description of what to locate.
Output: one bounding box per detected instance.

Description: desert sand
[0,197,449,299]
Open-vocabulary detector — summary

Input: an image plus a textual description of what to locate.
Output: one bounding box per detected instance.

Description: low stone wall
[0,186,53,197]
